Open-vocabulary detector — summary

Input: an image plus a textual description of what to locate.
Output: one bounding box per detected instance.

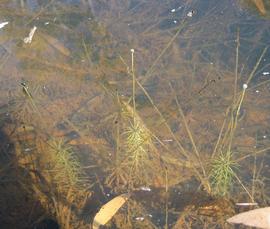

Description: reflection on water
[0,0,270,228]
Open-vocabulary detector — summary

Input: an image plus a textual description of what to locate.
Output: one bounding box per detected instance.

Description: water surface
[0,0,270,228]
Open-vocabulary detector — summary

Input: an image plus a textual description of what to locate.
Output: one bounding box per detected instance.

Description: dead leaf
[227,207,270,229]
[92,193,130,229]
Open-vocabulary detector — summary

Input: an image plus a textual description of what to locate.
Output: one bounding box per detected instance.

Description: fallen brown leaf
[92,193,130,229]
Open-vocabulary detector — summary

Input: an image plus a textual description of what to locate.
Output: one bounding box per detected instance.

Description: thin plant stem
[211,107,230,159]
[246,78,270,92]
[234,173,254,202]
[119,55,130,73]
[131,49,136,124]
[228,87,247,152]
[236,146,270,162]
[233,29,240,105]
[220,116,233,151]
[227,29,240,153]
[141,19,188,84]
[165,166,168,229]
[251,154,257,199]
[115,113,120,188]
[169,83,207,180]
[234,88,246,127]
[136,79,211,193]
[136,80,187,157]
[246,47,268,85]
[82,37,91,64]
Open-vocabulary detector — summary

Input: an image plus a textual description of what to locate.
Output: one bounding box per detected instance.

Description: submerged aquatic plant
[39,139,90,228]
[125,119,151,154]
[47,139,85,190]
[123,116,155,187]
[210,151,238,196]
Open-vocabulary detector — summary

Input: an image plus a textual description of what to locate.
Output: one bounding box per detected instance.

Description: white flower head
[243,84,248,90]
[130,49,135,53]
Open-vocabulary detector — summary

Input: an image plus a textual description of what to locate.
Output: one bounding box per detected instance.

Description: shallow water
[0,0,270,228]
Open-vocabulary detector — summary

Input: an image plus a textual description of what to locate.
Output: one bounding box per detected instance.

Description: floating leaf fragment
[92,193,129,229]
[0,21,9,29]
[227,207,270,229]
[24,26,37,44]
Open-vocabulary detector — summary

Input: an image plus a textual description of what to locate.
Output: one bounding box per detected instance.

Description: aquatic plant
[125,120,150,154]
[103,50,164,190]
[207,31,268,198]
[46,139,85,190]
[123,119,153,186]
[210,151,238,196]
[38,138,90,229]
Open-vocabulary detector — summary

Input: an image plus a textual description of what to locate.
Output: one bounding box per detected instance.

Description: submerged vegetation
[0,0,270,229]
[45,139,86,190]
[210,151,238,196]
